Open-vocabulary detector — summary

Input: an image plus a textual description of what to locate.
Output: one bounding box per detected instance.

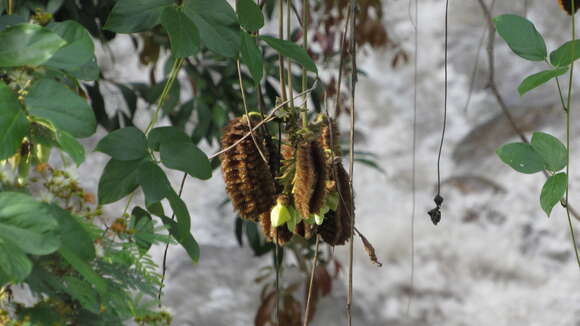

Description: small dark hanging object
[427,194,443,225]
[220,116,276,222]
[558,0,580,15]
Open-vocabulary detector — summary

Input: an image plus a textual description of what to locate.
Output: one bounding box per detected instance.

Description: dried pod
[221,116,276,222]
[320,119,341,159]
[558,0,580,15]
[293,141,318,218]
[319,163,353,246]
[309,141,329,216]
[271,225,294,246]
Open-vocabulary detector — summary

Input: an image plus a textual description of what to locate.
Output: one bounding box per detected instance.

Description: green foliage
[26,78,96,138]
[159,141,212,180]
[98,158,143,204]
[104,0,173,33]
[518,67,569,95]
[161,6,200,58]
[531,132,568,172]
[55,129,85,166]
[261,35,318,73]
[137,161,173,206]
[95,127,148,161]
[540,173,567,216]
[241,30,264,82]
[45,20,96,71]
[0,23,65,67]
[0,81,28,160]
[496,143,545,174]
[236,0,265,32]
[550,39,580,67]
[494,14,547,61]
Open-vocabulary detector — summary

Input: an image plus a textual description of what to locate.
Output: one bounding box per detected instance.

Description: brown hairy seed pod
[259,212,273,241]
[320,119,341,158]
[221,116,276,222]
[319,210,342,245]
[294,220,315,240]
[271,225,294,245]
[558,0,580,14]
[293,141,318,218]
[319,162,353,246]
[309,140,329,215]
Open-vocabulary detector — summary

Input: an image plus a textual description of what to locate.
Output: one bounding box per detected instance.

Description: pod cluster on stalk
[220,115,353,246]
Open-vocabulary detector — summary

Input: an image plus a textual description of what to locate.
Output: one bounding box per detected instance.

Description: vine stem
[301,0,309,128]
[564,2,580,269]
[346,0,357,324]
[303,235,320,326]
[435,0,449,197]
[7,0,13,15]
[278,0,288,103]
[145,58,184,135]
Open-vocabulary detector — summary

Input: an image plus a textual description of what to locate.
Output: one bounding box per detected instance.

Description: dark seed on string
[428,207,441,225]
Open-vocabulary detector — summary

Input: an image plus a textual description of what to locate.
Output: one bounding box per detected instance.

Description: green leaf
[0,23,66,67]
[261,35,317,72]
[236,0,264,32]
[0,81,29,160]
[493,14,547,61]
[58,246,107,294]
[48,205,95,262]
[159,214,199,262]
[0,192,60,256]
[44,20,95,70]
[531,132,568,172]
[0,242,31,284]
[63,276,100,313]
[95,126,148,160]
[104,0,174,33]
[26,78,96,138]
[183,0,241,58]
[98,159,144,204]
[496,142,545,174]
[137,161,173,205]
[240,30,263,82]
[131,207,155,253]
[0,15,26,31]
[68,56,100,81]
[148,126,191,151]
[518,67,569,96]
[160,141,212,180]
[56,129,85,166]
[540,173,567,216]
[550,40,580,67]
[161,6,200,58]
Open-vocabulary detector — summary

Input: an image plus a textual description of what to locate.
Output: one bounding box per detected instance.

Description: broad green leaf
[183,0,241,58]
[0,192,60,255]
[58,246,107,294]
[0,81,29,160]
[98,158,144,204]
[496,142,545,174]
[167,191,191,237]
[0,23,66,67]
[45,20,95,70]
[493,14,547,61]
[104,0,173,33]
[137,161,173,205]
[0,241,31,284]
[261,35,317,72]
[68,56,100,81]
[160,141,212,180]
[95,126,147,160]
[26,78,96,138]
[240,30,263,82]
[518,67,569,96]
[17,303,63,326]
[162,6,200,58]
[550,40,580,67]
[63,276,100,313]
[159,214,199,262]
[55,129,85,166]
[131,207,155,253]
[48,205,95,262]
[236,0,264,32]
[540,173,567,216]
[147,126,191,151]
[531,132,568,172]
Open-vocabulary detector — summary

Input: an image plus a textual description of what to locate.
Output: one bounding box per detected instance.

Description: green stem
[144,58,184,135]
[565,5,580,270]
[301,0,309,129]
[7,0,13,15]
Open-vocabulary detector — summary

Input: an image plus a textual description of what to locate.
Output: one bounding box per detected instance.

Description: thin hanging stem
[303,236,320,326]
[436,0,449,196]
[145,58,184,135]
[287,0,296,112]
[564,2,580,269]
[346,0,357,325]
[7,0,13,15]
[334,10,352,117]
[302,0,309,118]
[279,0,288,103]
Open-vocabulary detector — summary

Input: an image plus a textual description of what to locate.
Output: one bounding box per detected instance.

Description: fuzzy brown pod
[293,220,316,240]
[293,141,318,218]
[319,119,341,158]
[319,163,353,246]
[558,0,580,14]
[220,116,276,222]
